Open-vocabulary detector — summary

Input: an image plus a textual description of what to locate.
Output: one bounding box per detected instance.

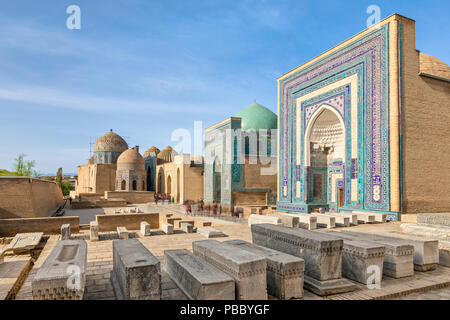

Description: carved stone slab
[340,231,414,278]
[353,212,375,224]
[317,230,385,284]
[248,214,282,226]
[290,213,317,230]
[196,227,226,238]
[251,224,355,296]
[417,213,450,227]
[353,211,386,223]
[164,249,235,300]
[32,240,87,300]
[192,240,267,300]
[438,240,450,267]
[111,239,161,300]
[329,212,358,225]
[269,213,299,228]
[361,231,439,271]
[225,239,304,300]
[7,232,43,252]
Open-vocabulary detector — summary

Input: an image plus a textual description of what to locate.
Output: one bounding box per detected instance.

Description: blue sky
[0,0,448,174]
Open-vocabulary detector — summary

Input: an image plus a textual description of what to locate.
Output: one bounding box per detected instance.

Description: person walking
[212,202,218,215]
[185,201,190,215]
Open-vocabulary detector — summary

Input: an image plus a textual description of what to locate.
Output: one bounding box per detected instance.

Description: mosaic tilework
[278,24,390,213]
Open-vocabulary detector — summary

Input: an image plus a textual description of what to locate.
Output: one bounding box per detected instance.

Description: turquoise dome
[235,102,277,131]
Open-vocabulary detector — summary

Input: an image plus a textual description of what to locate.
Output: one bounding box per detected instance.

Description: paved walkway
[8,206,450,300]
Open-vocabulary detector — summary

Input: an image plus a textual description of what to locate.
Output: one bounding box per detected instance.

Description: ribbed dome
[143,146,160,158]
[420,53,450,79]
[94,130,128,153]
[117,147,145,165]
[157,146,178,162]
[235,102,277,131]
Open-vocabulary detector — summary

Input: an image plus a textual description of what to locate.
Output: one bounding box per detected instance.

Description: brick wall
[0,177,64,218]
[399,17,450,213]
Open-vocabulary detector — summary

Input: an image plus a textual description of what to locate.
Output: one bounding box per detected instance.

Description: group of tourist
[154,193,174,204]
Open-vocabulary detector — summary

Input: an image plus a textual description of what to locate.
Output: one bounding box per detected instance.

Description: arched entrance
[176,168,180,203]
[132,180,137,191]
[147,166,152,191]
[167,175,172,196]
[213,157,221,203]
[305,106,345,209]
[157,168,164,193]
[121,180,126,190]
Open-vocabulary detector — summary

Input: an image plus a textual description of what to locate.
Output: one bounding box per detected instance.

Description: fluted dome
[117,147,145,166]
[235,102,277,131]
[94,130,128,153]
[143,146,160,158]
[157,146,178,162]
[420,53,450,79]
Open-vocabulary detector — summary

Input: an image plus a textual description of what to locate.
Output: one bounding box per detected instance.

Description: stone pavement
[9,207,450,300]
[392,287,450,300]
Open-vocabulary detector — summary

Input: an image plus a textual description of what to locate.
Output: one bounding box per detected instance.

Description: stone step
[192,240,267,300]
[224,239,304,300]
[250,224,355,296]
[164,249,235,300]
[338,231,414,278]
[111,239,161,300]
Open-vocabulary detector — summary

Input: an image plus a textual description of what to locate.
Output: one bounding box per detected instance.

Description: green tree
[56,167,63,188]
[12,154,40,177]
[61,181,75,196]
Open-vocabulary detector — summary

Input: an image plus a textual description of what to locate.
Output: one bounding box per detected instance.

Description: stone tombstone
[162,223,174,234]
[340,231,414,278]
[192,240,267,300]
[196,226,226,238]
[117,226,129,240]
[140,221,151,236]
[268,213,299,228]
[311,213,336,229]
[90,221,99,241]
[251,224,355,296]
[32,240,87,300]
[317,230,386,284]
[248,214,282,226]
[357,231,439,271]
[111,239,161,300]
[290,213,317,230]
[164,249,235,300]
[61,224,71,240]
[225,239,305,300]
[181,222,194,233]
